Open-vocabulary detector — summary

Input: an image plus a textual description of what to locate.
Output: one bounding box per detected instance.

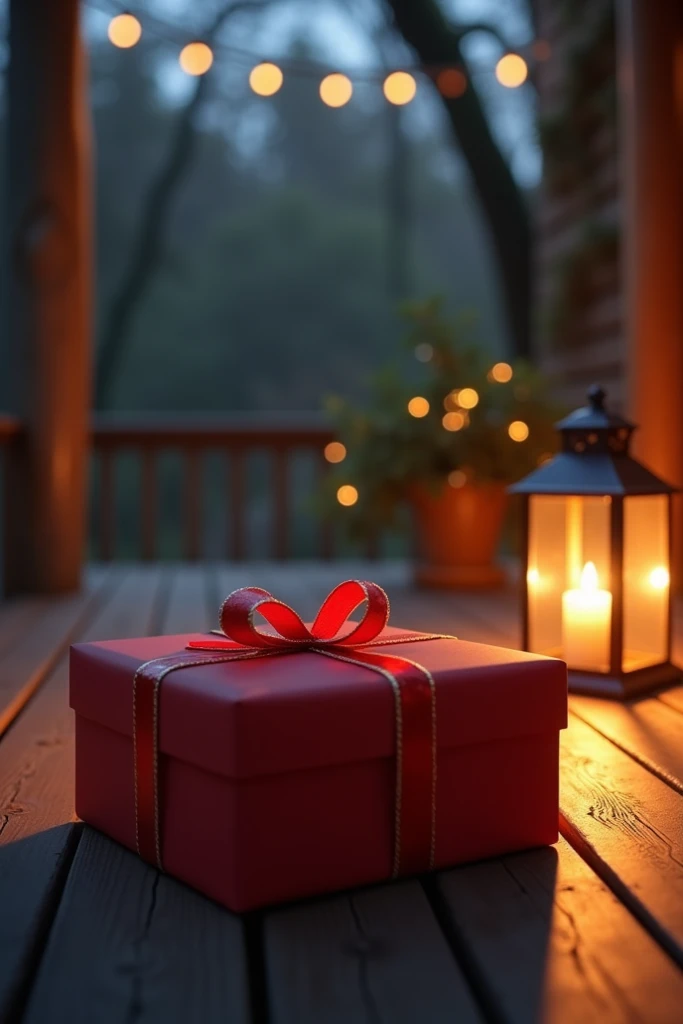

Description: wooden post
[619,0,683,585]
[2,0,92,593]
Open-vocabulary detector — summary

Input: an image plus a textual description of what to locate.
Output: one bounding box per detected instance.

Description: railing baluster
[99,448,115,561]
[273,448,288,560]
[229,449,246,561]
[141,448,157,561]
[317,449,334,560]
[183,448,201,561]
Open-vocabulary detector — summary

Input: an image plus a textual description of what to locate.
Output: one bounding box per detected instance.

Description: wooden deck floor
[1,562,683,1022]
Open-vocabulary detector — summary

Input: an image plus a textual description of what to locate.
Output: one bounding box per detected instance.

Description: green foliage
[325,299,561,536]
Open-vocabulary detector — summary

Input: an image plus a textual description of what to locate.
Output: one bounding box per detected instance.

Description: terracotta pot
[411,481,508,589]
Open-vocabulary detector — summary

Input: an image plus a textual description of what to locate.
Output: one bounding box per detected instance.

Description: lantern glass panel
[528,494,612,671]
[623,495,669,672]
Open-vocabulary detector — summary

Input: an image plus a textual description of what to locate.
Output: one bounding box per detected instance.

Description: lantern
[510,386,679,698]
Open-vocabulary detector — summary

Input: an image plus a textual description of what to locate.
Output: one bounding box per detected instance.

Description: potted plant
[325,299,561,588]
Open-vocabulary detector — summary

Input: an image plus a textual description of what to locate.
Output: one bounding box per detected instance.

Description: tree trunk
[385,0,532,359]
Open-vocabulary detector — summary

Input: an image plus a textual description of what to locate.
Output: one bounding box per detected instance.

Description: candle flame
[580,561,599,592]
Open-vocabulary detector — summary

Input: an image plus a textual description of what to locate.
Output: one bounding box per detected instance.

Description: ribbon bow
[133,581,443,880]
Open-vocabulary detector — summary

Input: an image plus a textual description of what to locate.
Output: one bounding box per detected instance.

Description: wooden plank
[560,712,683,965]
[264,880,482,1024]
[23,828,250,1024]
[0,566,163,1020]
[658,684,683,716]
[570,694,683,794]
[0,569,109,739]
[436,836,683,1023]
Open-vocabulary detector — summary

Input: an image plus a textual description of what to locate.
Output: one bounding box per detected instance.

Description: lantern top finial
[554,385,634,452]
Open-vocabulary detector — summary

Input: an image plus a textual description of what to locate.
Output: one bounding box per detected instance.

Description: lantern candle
[562,562,612,672]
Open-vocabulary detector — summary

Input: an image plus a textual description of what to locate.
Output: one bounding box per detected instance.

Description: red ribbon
[133,580,443,879]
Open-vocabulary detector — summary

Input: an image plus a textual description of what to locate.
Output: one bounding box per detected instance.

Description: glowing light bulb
[324,441,347,464]
[442,411,465,432]
[527,567,540,585]
[489,362,513,383]
[108,13,142,48]
[179,42,213,76]
[508,420,529,441]
[495,53,528,88]
[458,388,479,410]
[320,73,353,107]
[383,71,417,105]
[249,62,283,96]
[408,396,430,418]
[337,484,358,507]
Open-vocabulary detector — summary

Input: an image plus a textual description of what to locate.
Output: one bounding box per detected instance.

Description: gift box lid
[70,624,567,781]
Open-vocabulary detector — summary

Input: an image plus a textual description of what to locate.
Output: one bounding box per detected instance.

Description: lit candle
[562,562,611,672]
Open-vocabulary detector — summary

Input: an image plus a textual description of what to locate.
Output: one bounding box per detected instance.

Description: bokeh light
[108,13,142,48]
[324,441,347,464]
[537,452,553,466]
[495,54,528,88]
[320,73,353,107]
[383,71,417,105]
[414,342,433,363]
[437,68,467,98]
[508,420,530,442]
[489,362,513,383]
[408,396,430,418]
[532,39,552,61]
[442,411,466,432]
[249,62,283,96]
[448,470,467,488]
[337,484,358,507]
[650,566,670,589]
[458,388,479,410]
[179,42,213,76]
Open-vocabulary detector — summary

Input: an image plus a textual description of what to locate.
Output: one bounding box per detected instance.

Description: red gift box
[70,581,567,912]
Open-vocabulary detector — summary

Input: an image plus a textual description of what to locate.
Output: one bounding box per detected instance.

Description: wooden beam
[619,0,683,584]
[3,0,91,594]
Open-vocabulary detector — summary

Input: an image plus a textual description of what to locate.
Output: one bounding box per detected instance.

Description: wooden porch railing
[1,414,383,569]
[91,414,348,561]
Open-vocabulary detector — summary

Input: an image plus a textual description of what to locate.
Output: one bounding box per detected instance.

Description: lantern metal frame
[510,387,679,699]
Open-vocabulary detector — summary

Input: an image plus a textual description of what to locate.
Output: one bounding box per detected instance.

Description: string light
[437,68,467,98]
[408,396,430,418]
[458,388,479,410]
[509,420,529,441]
[448,470,467,488]
[179,42,213,76]
[489,362,513,383]
[320,73,353,108]
[442,411,466,432]
[250,62,284,96]
[324,441,347,463]
[108,12,142,48]
[495,54,528,88]
[337,484,358,506]
[414,343,433,362]
[383,71,417,105]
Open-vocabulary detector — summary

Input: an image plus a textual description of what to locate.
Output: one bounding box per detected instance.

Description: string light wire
[86,0,537,90]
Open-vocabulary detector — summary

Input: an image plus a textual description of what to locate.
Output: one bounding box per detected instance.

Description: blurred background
[1,0,631,574]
